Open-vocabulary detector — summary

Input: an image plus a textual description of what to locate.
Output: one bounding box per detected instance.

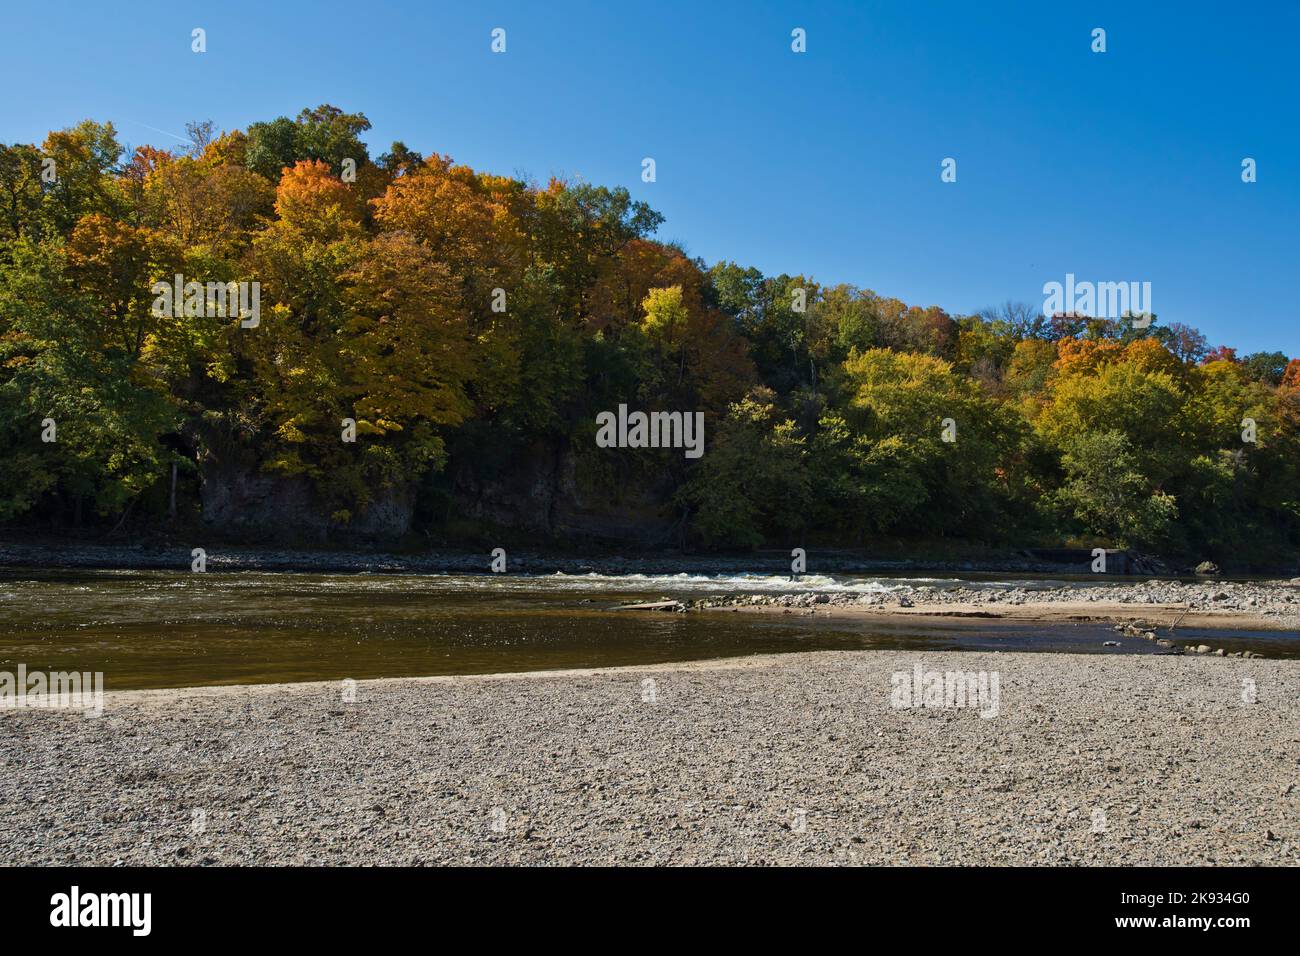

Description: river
[0,569,1291,690]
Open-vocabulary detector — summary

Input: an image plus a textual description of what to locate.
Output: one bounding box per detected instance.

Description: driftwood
[612,600,685,612]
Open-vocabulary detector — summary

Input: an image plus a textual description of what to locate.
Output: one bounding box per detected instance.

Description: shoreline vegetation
[2,107,1299,566]
[4,650,1296,865]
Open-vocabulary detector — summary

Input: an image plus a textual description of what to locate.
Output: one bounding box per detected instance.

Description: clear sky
[2,0,1296,355]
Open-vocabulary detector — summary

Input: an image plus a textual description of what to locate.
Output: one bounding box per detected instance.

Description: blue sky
[3,0,1297,354]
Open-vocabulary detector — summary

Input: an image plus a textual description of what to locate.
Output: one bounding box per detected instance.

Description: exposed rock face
[450,442,678,546]
[199,464,414,542]
[200,466,325,540]
[197,440,674,545]
[349,487,416,537]
[1195,561,1222,575]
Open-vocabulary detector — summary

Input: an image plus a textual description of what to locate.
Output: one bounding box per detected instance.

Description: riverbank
[685,579,1300,637]
[0,539,1276,577]
[2,650,1296,865]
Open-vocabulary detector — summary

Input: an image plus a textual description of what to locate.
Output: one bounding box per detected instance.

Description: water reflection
[0,570,1293,690]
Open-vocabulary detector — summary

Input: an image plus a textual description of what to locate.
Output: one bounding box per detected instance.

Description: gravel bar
[691,578,1300,632]
[2,651,1297,866]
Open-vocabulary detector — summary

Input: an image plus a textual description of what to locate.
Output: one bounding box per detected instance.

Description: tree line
[2,106,1298,565]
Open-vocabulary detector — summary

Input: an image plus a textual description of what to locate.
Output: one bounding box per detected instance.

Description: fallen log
[611,600,685,612]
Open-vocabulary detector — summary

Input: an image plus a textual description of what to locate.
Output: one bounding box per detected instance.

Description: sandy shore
[2,650,1297,866]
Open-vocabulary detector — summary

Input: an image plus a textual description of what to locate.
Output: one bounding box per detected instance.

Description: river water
[0,569,1293,690]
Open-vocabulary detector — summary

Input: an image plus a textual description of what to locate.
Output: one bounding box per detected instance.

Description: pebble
[2,651,1293,866]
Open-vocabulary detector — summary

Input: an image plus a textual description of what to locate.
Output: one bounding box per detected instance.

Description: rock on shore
[690,578,1300,632]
